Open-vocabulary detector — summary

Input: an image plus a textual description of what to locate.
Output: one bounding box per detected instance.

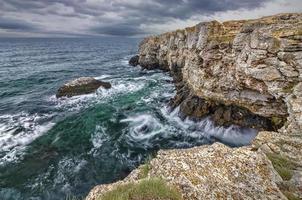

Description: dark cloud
[0,0,278,37]
[0,17,38,31]
[91,23,147,36]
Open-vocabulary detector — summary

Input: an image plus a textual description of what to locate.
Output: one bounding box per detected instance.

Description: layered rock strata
[87,13,302,200]
[137,13,302,131]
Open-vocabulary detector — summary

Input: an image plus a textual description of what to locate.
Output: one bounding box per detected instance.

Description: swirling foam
[119,106,257,149]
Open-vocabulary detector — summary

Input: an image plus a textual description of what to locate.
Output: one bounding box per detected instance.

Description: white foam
[121,58,129,66]
[122,114,164,140]
[0,113,55,165]
[49,93,97,112]
[91,125,109,149]
[94,74,112,80]
[48,79,146,112]
[119,106,257,149]
[161,106,258,146]
[96,80,145,98]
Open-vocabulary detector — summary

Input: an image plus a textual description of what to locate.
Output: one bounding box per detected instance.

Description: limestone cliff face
[87,13,302,200]
[138,13,302,130]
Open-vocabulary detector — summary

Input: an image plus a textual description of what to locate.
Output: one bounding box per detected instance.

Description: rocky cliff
[137,13,302,131]
[87,13,302,200]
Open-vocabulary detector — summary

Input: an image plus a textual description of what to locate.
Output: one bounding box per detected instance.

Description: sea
[0,37,257,200]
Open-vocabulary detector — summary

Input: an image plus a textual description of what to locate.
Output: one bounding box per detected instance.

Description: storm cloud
[0,0,300,37]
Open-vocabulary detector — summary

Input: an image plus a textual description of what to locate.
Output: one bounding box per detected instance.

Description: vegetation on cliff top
[98,178,182,200]
[266,153,295,181]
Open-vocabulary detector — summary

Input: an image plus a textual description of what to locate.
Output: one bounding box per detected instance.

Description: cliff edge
[87,13,302,200]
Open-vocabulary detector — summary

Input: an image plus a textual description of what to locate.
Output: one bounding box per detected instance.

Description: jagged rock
[56,77,111,98]
[132,13,302,129]
[129,55,139,66]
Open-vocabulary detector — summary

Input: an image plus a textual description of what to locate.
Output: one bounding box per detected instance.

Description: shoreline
[87,13,302,200]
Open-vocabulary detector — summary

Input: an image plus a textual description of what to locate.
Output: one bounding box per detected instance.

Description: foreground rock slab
[56,77,111,98]
[86,143,286,200]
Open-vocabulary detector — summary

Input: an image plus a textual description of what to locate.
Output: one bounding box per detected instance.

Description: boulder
[56,77,111,98]
[128,55,139,66]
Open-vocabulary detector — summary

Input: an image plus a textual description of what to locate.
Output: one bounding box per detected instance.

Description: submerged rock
[129,55,139,66]
[56,77,111,98]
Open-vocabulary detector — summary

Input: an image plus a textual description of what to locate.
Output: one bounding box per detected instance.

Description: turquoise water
[0,38,257,200]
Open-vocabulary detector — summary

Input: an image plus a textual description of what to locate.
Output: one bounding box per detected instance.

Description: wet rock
[211,105,279,131]
[56,77,111,98]
[179,95,211,119]
[171,90,280,131]
[128,55,139,66]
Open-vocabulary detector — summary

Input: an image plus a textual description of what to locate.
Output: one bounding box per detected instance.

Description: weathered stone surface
[136,13,302,129]
[86,143,287,200]
[252,131,302,199]
[56,77,111,98]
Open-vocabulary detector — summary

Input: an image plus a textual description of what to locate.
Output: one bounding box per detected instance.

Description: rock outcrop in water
[87,13,302,200]
[129,55,139,67]
[56,77,111,98]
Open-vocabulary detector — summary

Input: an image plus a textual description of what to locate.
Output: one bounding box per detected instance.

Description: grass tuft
[138,156,153,179]
[266,153,295,181]
[98,178,182,200]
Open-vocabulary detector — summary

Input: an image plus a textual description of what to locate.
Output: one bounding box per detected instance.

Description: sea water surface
[0,38,257,200]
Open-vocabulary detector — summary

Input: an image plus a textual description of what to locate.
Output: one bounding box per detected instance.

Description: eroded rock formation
[87,13,302,200]
[135,13,302,131]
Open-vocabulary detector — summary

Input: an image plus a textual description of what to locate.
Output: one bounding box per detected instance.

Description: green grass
[138,164,151,179]
[277,182,300,200]
[266,153,295,181]
[98,178,182,200]
[283,191,300,200]
[138,156,153,179]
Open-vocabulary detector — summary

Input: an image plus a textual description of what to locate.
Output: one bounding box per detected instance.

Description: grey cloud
[0,0,276,36]
[91,23,147,36]
[2,0,270,19]
[0,18,38,31]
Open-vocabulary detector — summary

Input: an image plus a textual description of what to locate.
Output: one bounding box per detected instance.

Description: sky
[0,0,301,38]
